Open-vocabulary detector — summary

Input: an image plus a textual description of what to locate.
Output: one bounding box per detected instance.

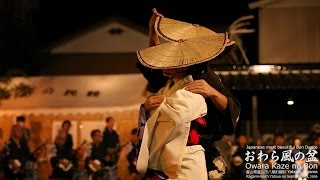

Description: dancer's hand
[144,94,165,112]
[186,79,228,112]
[185,80,215,97]
[149,8,163,30]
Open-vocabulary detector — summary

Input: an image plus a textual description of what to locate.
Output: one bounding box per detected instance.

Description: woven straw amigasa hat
[155,16,235,46]
[137,16,235,69]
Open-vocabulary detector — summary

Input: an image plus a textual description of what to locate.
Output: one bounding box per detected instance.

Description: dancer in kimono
[136,53,209,179]
[136,9,241,180]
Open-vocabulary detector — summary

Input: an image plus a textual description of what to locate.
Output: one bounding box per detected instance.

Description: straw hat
[137,33,230,69]
[154,16,235,46]
[154,16,218,41]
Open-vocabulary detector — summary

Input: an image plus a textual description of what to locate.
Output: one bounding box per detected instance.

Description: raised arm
[148,8,163,47]
[186,71,241,135]
[185,79,227,113]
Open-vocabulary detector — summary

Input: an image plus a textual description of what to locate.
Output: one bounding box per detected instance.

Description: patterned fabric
[187,117,207,145]
[208,156,228,180]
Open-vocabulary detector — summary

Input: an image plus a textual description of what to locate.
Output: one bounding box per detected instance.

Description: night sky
[1,0,256,75]
[35,0,254,46]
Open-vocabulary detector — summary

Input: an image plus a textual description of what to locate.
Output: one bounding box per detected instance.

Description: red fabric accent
[188,129,200,145]
[195,117,207,126]
[187,117,207,145]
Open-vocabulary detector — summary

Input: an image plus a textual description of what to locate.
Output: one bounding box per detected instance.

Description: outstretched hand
[149,8,163,29]
[186,79,228,112]
[185,80,214,98]
[144,94,165,112]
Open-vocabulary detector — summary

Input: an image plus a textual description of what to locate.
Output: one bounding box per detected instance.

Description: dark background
[0,0,257,75]
[35,0,252,44]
